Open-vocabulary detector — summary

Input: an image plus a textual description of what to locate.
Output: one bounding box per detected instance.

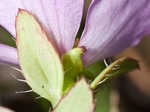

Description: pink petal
[0,0,84,53]
[0,44,18,64]
[79,0,150,65]
[0,0,19,37]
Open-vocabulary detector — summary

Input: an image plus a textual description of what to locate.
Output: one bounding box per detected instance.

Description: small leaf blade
[16,10,64,106]
[52,79,95,112]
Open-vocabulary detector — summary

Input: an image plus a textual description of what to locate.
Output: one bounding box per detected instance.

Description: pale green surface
[62,48,83,93]
[53,79,95,112]
[16,10,64,106]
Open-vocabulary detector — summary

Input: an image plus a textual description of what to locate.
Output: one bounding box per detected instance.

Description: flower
[0,0,150,65]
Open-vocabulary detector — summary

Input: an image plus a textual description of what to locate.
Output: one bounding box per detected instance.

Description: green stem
[90,57,127,89]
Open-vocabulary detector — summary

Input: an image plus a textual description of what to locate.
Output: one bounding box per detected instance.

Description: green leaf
[52,79,95,112]
[95,82,111,112]
[91,57,138,89]
[85,61,112,112]
[0,26,16,47]
[85,60,106,78]
[16,10,64,106]
[62,48,84,93]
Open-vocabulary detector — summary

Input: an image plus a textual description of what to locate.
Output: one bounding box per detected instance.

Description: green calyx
[62,47,85,93]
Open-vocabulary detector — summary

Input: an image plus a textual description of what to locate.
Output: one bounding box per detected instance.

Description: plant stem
[90,57,127,89]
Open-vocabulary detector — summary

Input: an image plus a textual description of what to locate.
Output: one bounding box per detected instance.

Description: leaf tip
[52,78,95,112]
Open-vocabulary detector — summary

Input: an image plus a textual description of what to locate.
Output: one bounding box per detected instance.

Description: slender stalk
[90,57,126,89]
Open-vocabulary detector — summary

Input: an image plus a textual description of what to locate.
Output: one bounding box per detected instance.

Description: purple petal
[43,0,84,53]
[79,0,150,65]
[0,44,18,64]
[0,0,84,53]
[0,0,18,37]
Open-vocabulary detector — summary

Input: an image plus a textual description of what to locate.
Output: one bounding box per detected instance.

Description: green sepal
[62,47,84,93]
[52,79,95,112]
[16,10,64,106]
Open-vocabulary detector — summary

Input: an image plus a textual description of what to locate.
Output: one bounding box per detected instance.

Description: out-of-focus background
[0,0,150,111]
[116,36,150,112]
